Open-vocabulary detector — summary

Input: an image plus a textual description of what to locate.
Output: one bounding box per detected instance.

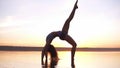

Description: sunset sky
[0,0,120,48]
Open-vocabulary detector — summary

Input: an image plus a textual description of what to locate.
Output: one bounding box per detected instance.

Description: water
[0,51,120,68]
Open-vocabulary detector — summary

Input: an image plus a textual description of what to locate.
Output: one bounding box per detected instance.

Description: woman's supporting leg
[61,0,78,35]
[64,35,77,67]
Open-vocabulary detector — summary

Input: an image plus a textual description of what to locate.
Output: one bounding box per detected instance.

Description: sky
[0,0,120,48]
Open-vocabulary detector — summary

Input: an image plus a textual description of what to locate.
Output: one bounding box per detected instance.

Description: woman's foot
[75,0,78,9]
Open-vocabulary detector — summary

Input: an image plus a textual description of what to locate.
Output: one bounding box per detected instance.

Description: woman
[41,0,78,67]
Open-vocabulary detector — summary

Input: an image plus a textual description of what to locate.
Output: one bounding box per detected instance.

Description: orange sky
[0,0,120,48]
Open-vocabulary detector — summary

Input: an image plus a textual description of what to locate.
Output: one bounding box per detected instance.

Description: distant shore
[0,46,120,52]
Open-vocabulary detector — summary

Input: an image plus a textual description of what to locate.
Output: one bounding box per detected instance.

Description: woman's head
[47,44,59,66]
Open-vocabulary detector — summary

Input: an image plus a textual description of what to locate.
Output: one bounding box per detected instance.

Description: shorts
[57,31,66,40]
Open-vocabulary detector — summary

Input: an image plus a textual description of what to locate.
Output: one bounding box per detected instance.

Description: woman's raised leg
[61,0,78,35]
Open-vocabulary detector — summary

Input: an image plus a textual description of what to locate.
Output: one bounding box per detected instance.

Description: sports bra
[46,32,55,41]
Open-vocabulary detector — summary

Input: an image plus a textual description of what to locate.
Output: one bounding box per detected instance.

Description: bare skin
[41,0,78,67]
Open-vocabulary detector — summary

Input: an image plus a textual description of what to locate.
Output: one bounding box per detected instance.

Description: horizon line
[0,46,120,52]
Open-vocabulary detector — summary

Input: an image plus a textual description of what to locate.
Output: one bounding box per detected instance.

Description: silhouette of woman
[41,0,78,67]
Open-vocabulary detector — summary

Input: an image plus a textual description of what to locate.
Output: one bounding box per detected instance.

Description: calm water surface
[0,51,120,68]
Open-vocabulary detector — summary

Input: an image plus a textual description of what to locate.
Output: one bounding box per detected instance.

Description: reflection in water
[0,51,120,68]
[42,58,59,68]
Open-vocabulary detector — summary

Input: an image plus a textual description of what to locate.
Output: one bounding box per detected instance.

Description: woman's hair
[47,44,59,66]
